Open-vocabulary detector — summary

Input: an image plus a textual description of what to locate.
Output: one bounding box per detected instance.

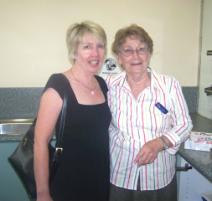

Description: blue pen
[155,102,168,114]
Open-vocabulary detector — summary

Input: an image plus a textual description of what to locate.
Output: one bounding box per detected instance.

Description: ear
[117,54,123,66]
[146,52,152,64]
[73,51,77,60]
[116,55,125,70]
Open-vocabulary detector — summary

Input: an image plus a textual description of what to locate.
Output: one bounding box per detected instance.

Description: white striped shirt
[106,69,192,190]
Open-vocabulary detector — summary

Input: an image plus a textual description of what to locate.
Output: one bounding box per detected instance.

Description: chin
[89,67,100,74]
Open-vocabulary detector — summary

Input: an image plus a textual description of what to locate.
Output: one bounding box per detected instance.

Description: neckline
[60,73,106,106]
[70,70,98,96]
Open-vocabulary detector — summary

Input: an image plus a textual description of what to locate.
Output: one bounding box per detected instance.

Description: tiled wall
[0,87,198,119]
[0,88,43,119]
[182,87,198,114]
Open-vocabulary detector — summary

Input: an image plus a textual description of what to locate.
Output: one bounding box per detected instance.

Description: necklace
[71,70,97,95]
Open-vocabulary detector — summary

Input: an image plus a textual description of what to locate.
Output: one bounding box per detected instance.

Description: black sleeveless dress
[44,73,111,201]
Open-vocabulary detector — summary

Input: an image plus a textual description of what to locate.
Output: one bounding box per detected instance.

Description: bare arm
[34,88,62,201]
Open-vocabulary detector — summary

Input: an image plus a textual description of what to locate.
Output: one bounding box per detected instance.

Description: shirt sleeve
[163,78,193,154]
[43,73,68,99]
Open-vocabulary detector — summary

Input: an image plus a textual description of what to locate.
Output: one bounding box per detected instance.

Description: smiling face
[117,36,151,76]
[74,32,106,74]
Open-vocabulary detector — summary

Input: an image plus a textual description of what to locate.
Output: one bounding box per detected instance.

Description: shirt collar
[114,68,162,93]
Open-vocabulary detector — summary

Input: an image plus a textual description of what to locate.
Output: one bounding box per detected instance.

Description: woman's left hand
[134,138,163,166]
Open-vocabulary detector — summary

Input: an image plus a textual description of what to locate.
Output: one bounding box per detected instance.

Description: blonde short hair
[66,21,107,64]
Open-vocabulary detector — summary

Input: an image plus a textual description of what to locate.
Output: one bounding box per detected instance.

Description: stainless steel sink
[0,119,33,135]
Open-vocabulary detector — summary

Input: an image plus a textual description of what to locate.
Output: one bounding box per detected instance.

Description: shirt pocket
[152,104,172,133]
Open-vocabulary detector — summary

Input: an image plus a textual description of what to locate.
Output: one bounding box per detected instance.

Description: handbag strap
[55,93,68,153]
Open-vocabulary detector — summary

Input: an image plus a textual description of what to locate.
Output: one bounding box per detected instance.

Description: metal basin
[0,119,33,135]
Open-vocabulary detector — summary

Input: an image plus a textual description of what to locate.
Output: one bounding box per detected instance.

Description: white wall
[0,0,201,87]
[198,0,212,119]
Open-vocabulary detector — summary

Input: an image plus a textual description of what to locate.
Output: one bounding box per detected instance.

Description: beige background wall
[0,0,201,87]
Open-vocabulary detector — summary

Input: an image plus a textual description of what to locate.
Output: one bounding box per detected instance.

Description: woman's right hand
[134,138,163,166]
[36,192,53,201]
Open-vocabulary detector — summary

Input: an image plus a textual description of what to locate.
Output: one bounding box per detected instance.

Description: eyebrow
[122,44,146,48]
[80,41,104,45]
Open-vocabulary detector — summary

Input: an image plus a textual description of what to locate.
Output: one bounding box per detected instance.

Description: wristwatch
[160,136,169,150]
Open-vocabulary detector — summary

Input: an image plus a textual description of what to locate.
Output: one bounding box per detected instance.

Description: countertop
[0,113,212,182]
[178,113,212,183]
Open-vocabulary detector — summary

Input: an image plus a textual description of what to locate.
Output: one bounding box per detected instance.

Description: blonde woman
[34,21,111,201]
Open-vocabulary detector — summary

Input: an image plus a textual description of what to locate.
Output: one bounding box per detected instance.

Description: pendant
[91,90,95,95]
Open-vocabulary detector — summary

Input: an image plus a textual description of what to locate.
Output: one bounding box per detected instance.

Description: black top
[44,73,111,201]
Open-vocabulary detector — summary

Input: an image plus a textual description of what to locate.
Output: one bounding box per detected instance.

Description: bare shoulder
[42,87,62,100]
[39,88,63,114]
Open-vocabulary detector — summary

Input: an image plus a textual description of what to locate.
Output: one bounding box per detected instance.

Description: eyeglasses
[120,47,149,57]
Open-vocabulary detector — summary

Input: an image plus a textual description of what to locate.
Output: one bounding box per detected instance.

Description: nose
[132,49,140,57]
[91,46,99,56]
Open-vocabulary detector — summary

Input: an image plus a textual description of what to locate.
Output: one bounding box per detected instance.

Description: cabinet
[0,141,29,201]
[178,157,212,201]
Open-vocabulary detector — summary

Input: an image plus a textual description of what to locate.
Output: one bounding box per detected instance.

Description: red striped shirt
[105,69,192,190]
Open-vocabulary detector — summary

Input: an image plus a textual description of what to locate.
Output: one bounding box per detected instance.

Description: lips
[131,62,142,66]
[89,60,99,65]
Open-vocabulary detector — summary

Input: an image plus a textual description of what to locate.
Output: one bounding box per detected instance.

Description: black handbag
[8,94,67,200]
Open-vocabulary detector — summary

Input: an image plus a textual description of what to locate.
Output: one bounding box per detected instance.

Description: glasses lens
[122,49,133,56]
[120,47,148,56]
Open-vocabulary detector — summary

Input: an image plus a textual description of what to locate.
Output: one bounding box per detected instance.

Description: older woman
[34,21,111,201]
[106,24,192,201]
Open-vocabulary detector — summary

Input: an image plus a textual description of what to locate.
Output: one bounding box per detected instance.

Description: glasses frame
[119,47,149,57]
